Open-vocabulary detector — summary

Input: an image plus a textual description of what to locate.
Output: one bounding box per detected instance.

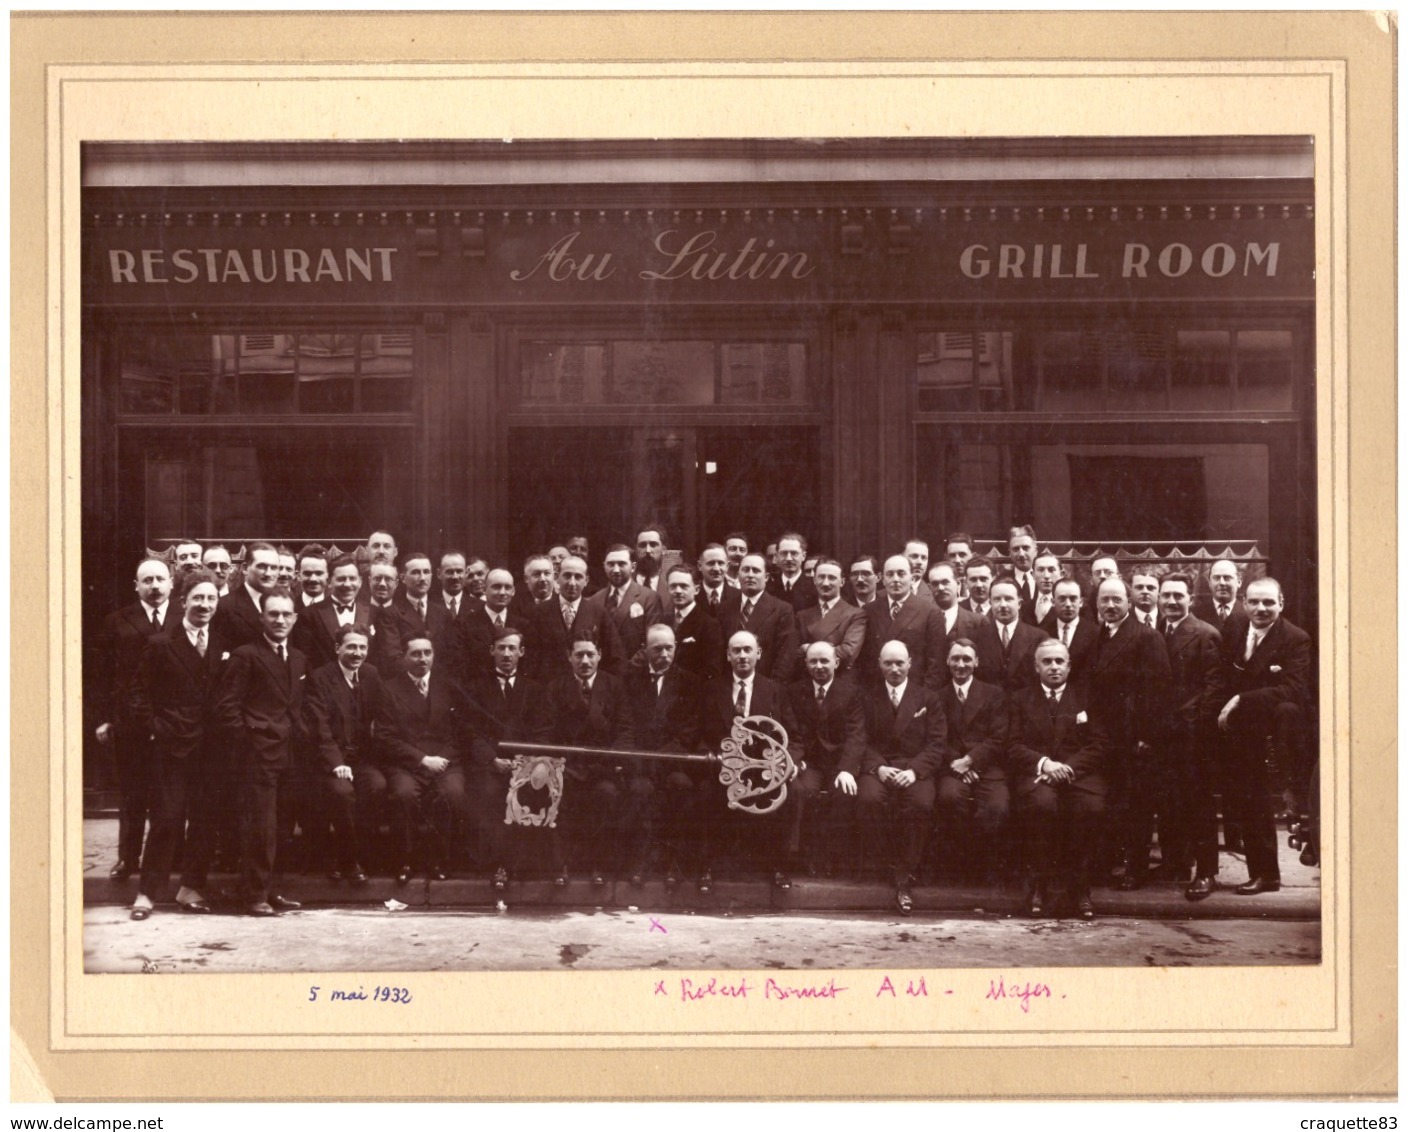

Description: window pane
[360,331,414,412]
[1172,330,1233,411]
[237,332,296,414]
[1237,329,1294,411]
[520,341,607,403]
[1103,327,1168,411]
[917,331,1021,411]
[1038,330,1103,412]
[611,341,715,404]
[296,332,358,413]
[120,332,239,414]
[721,343,807,404]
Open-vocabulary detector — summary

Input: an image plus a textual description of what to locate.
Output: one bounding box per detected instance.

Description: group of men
[92,522,1315,920]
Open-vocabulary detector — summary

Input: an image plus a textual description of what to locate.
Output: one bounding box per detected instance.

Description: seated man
[934,638,1010,883]
[303,623,386,884]
[858,640,950,915]
[1006,639,1109,920]
[787,641,866,877]
[375,635,472,884]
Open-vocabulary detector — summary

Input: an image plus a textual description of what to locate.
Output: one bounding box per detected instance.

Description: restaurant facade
[81,137,1317,640]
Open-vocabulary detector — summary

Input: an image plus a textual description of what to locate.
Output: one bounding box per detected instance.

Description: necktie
[1165,620,1177,640]
[499,676,510,701]
[955,683,966,704]
[739,601,752,628]
[606,588,619,613]
[1025,576,1034,604]
[819,600,831,618]
[1047,689,1059,716]
[580,678,592,704]
[149,607,160,628]
[709,589,719,609]
[1060,621,1070,647]
[350,668,359,688]
[783,577,792,592]
[562,601,575,630]
[1107,624,1117,639]
[415,599,426,620]
[1245,630,1257,662]
[276,643,287,663]
[194,628,207,657]
[733,681,747,717]
[495,613,505,629]
[416,675,429,697]
[655,673,665,698]
[890,685,901,710]
[1000,623,1011,650]
[449,596,458,617]
[1218,604,1230,622]
[890,600,902,621]
[816,683,827,707]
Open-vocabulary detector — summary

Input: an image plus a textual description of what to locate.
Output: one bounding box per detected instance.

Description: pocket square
[221,651,230,660]
[1076,711,1088,724]
[683,637,696,644]
[913,706,927,718]
[629,602,644,618]
[1270,665,1282,674]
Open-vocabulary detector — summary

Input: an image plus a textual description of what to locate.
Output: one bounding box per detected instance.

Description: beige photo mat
[12,11,1395,1100]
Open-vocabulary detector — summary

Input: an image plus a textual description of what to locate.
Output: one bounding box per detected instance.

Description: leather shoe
[430,865,448,881]
[1299,844,1319,868]
[697,870,713,894]
[629,873,644,887]
[1027,887,1046,918]
[396,865,412,885]
[664,872,679,891]
[895,887,914,916]
[773,871,792,891]
[554,868,569,888]
[269,894,301,910]
[129,905,151,921]
[1185,876,1217,901]
[247,901,278,917]
[110,860,134,879]
[1235,877,1280,895]
[348,866,368,885]
[178,899,213,914]
[492,867,509,893]
[591,872,606,888]
[1077,896,1095,920]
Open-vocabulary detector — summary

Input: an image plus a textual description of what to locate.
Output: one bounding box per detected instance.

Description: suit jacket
[959,598,992,620]
[1222,615,1313,732]
[1194,595,1252,647]
[938,677,1008,779]
[697,582,742,624]
[386,593,453,662]
[303,660,383,771]
[932,603,987,660]
[1011,574,1041,625]
[212,638,309,764]
[861,682,950,779]
[214,586,267,651]
[1161,615,1226,737]
[796,598,867,672]
[627,666,704,755]
[96,600,177,728]
[464,669,540,769]
[1038,614,1100,683]
[702,672,801,764]
[523,596,626,683]
[376,669,468,772]
[292,597,382,674]
[972,619,1052,696]
[582,580,666,671]
[1006,683,1107,785]
[719,591,798,683]
[767,572,818,613]
[447,603,526,687]
[788,674,866,776]
[127,624,230,760]
[671,604,726,683]
[857,595,948,693]
[532,670,635,761]
[1085,616,1172,750]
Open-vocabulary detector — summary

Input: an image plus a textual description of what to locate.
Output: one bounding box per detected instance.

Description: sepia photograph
[78,135,1322,975]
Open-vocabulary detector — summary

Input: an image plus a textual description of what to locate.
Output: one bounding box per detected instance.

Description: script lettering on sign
[510,229,815,285]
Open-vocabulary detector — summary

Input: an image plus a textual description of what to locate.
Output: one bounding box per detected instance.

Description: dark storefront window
[916,323,1297,414]
[118,329,415,416]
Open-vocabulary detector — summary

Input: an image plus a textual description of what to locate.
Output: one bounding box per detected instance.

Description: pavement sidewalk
[81,817,1321,920]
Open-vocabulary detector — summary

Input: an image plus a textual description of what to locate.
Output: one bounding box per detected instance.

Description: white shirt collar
[952,677,973,696]
[244,582,264,606]
[675,601,696,621]
[338,663,359,688]
[888,678,908,700]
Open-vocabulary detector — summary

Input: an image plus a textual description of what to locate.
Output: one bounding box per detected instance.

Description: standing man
[201,545,235,596]
[858,640,949,914]
[1158,574,1228,900]
[365,559,405,675]
[294,553,375,673]
[633,524,672,603]
[1086,576,1172,889]
[1217,577,1312,895]
[962,557,995,619]
[1195,558,1251,644]
[697,543,742,618]
[296,546,329,610]
[1130,569,1162,631]
[972,577,1051,695]
[720,552,799,684]
[275,547,298,592]
[945,533,976,600]
[926,562,985,658]
[585,544,667,670]
[665,564,725,683]
[903,539,934,604]
[95,556,176,879]
[564,535,601,597]
[1031,552,1063,627]
[768,532,817,611]
[434,551,471,621]
[847,554,882,610]
[215,541,281,649]
[303,623,385,885]
[388,551,453,668]
[1007,639,1108,919]
[523,554,624,683]
[212,587,306,916]
[366,529,399,566]
[126,568,228,918]
[1006,525,1039,616]
[451,566,526,686]
[1040,577,1099,682]
[723,533,749,588]
[796,558,866,672]
[464,557,489,606]
[510,553,559,621]
[172,540,205,579]
[857,556,947,693]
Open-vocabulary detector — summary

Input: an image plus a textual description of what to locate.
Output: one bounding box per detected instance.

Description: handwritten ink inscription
[653,972,1063,1013]
[308,984,413,1004]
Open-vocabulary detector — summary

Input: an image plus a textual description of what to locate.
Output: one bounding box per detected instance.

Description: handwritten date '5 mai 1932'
[656,974,1061,1013]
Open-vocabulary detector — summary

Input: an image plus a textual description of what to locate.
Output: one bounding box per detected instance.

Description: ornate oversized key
[716,715,798,815]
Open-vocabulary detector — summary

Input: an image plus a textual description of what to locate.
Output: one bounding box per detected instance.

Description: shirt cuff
[1037,756,1051,775]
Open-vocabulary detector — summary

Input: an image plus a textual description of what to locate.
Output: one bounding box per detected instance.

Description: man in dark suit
[926,562,985,658]
[386,551,453,675]
[633,524,672,604]
[972,578,1051,695]
[767,532,818,611]
[944,532,976,602]
[295,546,329,610]
[845,553,882,611]
[903,539,935,605]
[464,556,489,607]
[564,536,601,597]
[697,543,742,619]
[934,637,1009,882]
[1194,558,1248,634]
[293,553,378,672]
[126,568,227,918]
[1086,557,1121,621]
[665,564,725,683]
[449,566,525,686]
[364,559,406,676]
[201,544,235,597]
[1006,525,1039,619]
[1030,552,1063,628]
[211,587,307,916]
[523,554,625,683]
[858,639,950,914]
[1039,578,1100,683]
[857,556,947,694]
[1157,574,1228,900]
[94,555,175,879]
[796,558,866,673]
[1087,576,1172,889]
[720,553,798,684]
[1130,568,1162,631]
[787,641,865,876]
[533,638,638,885]
[1007,638,1109,919]
[464,626,540,891]
[1217,577,1312,895]
[700,630,801,891]
[626,624,707,885]
[375,633,471,883]
[586,544,667,672]
[433,551,471,621]
[303,623,385,884]
[961,557,995,619]
[723,533,749,589]
[172,539,205,580]
[215,540,281,649]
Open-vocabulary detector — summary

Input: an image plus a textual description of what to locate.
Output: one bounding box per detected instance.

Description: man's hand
[96,722,113,743]
[1217,695,1241,732]
[421,755,449,774]
[833,770,858,796]
[892,768,917,789]
[334,764,353,781]
[875,766,896,785]
[1044,760,1075,784]
[949,755,973,777]
[493,757,512,773]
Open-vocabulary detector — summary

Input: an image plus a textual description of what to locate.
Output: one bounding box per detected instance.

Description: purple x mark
[649,917,667,934]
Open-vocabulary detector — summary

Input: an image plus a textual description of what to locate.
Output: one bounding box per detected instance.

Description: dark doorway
[697,426,823,558]
[1068,455,1208,542]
